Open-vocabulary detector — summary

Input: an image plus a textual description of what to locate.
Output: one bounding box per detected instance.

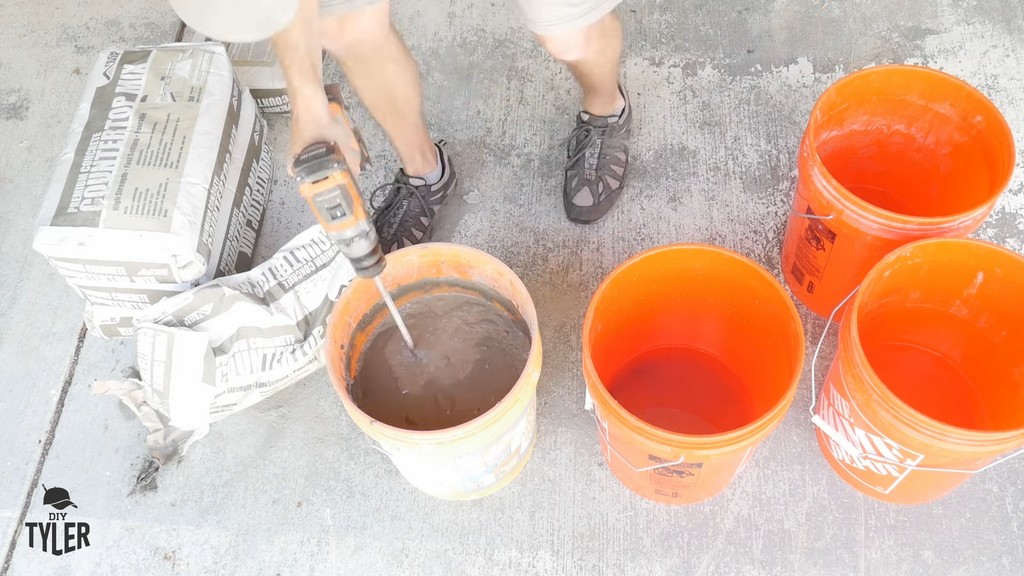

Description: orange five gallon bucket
[326,244,542,500]
[782,65,1015,318]
[812,239,1024,504]
[583,245,804,504]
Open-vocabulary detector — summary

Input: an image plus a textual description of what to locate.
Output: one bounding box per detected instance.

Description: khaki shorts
[319,0,621,34]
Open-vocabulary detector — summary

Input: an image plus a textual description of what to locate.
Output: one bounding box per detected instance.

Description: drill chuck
[327,221,386,278]
[338,233,386,278]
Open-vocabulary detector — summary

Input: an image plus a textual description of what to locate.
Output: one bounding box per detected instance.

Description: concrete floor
[3,0,1024,574]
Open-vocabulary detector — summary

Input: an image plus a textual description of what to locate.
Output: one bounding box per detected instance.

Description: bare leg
[320,2,437,177]
[531,10,631,224]
[535,12,625,116]
[271,0,363,172]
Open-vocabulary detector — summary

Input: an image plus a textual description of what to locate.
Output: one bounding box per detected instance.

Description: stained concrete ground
[3,0,1024,574]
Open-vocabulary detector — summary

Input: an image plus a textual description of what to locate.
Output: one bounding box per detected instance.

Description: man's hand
[289,98,366,177]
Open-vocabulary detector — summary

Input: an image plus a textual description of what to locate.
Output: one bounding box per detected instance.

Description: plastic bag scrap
[94,225,355,463]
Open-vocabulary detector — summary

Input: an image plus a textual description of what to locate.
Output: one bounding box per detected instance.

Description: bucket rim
[326,242,543,445]
[847,237,1024,444]
[582,243,806,449]
[803,64,1015,228]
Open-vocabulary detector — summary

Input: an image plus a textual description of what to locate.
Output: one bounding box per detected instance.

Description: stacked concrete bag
[33,43,274,338]
[183,27,339,115]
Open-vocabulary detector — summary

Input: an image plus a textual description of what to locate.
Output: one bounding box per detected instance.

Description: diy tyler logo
[24,485,91,556]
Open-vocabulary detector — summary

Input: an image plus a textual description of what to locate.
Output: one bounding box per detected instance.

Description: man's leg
[319,1,457,252]
[319,1,436,178]
[519,1,631,224]
[536,12,625,117]
[272,0,365,171]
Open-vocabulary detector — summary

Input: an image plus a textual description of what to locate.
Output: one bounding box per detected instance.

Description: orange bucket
[812,239,1024,504]
[326,243,542,500]
[781,65,1014,318]
[583,245,804,504]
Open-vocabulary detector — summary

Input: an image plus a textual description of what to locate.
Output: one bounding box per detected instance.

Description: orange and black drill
[292,96,415,348]
[292,97,381,278]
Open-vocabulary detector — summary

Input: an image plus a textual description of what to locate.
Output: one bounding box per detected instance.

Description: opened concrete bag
[94,226,355,463]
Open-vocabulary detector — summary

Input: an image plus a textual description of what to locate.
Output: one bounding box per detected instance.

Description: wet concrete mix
[351,289,531,431]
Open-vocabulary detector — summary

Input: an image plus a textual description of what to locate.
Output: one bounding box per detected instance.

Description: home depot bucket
[583,245,804,504]
[782,65,1015,318]
[812,239,1024,504]
[326,243,542,500]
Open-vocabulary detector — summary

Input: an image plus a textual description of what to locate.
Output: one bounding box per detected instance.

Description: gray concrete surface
[3,0,1024,574]
[0,0,180,559]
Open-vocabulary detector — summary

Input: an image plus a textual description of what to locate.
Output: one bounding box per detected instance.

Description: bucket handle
[584,391,687,473]
[808,289,1024,475]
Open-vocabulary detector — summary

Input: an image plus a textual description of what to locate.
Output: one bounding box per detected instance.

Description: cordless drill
[292,96,416,348]
[292,96,381,278]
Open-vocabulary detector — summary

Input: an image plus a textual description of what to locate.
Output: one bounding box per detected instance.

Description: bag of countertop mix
[34,43,274,337]
[94,226,356,462]
[183,27,340,115]
[81,85,275,338]
[35,43,236,283]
